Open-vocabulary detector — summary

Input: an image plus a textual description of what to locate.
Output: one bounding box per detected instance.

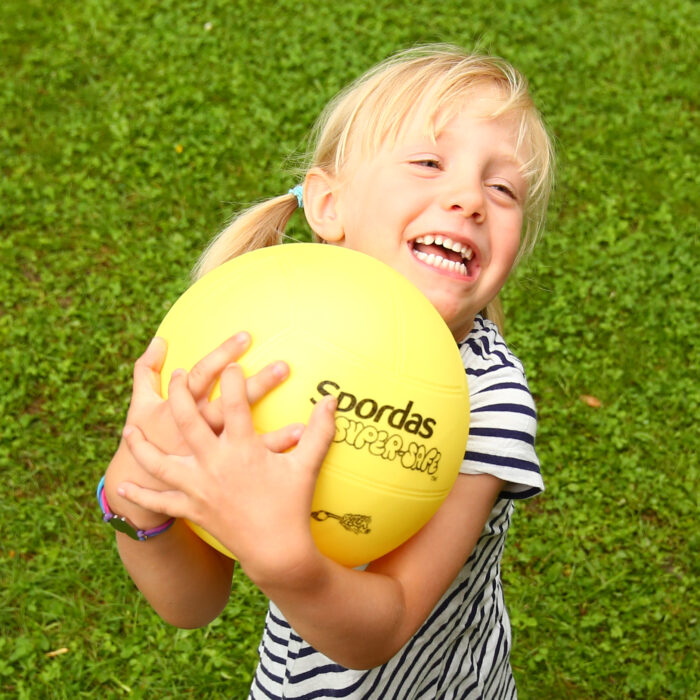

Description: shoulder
[458,316,543,499]
[458,315,534,411]
[459,316,528,383]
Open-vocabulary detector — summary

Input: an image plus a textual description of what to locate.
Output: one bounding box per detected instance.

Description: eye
[411,158,441,170]
[490,182,517,200]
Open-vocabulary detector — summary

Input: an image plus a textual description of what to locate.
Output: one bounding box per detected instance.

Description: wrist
[105,447,173,530]
[243,539,329,595]
[98,475,175,540]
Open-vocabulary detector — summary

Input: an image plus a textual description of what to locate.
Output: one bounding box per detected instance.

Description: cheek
[494,221,523,274]
[508,231,522,260]
[506,215,524,256]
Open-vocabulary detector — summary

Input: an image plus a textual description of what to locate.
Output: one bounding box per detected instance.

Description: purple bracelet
[97,475,175,541]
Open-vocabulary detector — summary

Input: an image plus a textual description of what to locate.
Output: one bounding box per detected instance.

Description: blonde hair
[194,45,554,330]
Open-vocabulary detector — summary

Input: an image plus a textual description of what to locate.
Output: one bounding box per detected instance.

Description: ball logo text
[311,380,443,478]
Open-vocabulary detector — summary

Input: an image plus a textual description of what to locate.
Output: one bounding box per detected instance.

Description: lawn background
[1,0,697,698]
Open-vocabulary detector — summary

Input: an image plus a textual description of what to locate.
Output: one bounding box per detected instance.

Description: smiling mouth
[410,235,474,276]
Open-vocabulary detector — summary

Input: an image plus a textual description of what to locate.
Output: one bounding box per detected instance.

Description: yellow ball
[156,243,469,567]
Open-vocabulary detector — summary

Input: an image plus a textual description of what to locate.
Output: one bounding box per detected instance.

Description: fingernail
[235,331,250,346]
[325,396,337,412]
[116,486,126,497]
[171,368,185,378]
[272,361,289,378]
[123,425,134,438]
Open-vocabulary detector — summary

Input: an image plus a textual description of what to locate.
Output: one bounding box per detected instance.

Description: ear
[303,168,345,243]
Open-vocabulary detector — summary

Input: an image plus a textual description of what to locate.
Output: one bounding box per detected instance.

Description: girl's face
[327,95,527,341]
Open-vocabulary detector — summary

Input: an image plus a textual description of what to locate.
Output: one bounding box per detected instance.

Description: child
[102,44,553,698]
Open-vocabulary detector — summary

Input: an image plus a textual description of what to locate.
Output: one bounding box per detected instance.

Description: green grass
[1,0,698,697]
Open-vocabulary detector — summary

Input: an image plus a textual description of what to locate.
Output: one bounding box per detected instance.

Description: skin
[107,90,528,669]
[105,334,307,627]
[304,95,526,342]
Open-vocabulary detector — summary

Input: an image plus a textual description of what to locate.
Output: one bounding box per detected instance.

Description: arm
[107,438,236,628]
[119,364,503,664]
[255,472,502,668]
[104,334,299,628]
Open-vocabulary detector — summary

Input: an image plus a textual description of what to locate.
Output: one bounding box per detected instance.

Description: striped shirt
[249,315,543,699]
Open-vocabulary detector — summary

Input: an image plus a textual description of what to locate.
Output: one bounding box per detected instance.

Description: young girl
[102,45,553,698]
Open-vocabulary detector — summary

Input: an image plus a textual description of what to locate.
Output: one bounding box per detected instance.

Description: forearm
[105,447,234,628]
[115,520,234,628]
[253,556,408,669]
[101,333,286,628]
[251,474,505,669]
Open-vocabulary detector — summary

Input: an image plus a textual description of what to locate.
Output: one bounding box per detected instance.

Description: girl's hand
[105,333,292,527]
[118,363,338,581]
[125,332,289,453]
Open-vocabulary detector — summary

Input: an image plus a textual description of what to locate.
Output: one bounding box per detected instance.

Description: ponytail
[192,192,300,281]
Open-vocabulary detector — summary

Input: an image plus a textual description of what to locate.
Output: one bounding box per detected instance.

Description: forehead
[362,85,527,157]
[408,92,520,140]
[335,81,534,180]
[366,96,528,177]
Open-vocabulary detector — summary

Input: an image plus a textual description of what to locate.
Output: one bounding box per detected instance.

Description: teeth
[414,248,468,276]
[414,235,474,264]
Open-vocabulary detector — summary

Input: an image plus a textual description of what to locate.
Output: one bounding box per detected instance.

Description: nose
[441,178,485,223]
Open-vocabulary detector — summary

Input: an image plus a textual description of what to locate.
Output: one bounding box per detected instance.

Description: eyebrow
[499,152,527,171]
[396,126,528,171]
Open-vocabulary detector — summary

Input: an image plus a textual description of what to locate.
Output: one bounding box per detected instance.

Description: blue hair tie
[288,184,304,209]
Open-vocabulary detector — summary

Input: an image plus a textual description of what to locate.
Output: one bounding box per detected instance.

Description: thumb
[293,395,337,474]
[133,337,168,398]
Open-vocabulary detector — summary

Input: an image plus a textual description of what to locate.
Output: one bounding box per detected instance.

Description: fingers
[117,479,190,520]
[293,395,337,473]
[168,369,218,458]
[122,424,173,479]
[246,361,290,405]
[121,424,195,517]
[198,360,290,434]
[132,337,168,398]
[262,423,305,453]
[200,400,225,435]
[220,363,256,438]
[187,332,251,401]
[181,332,288,409]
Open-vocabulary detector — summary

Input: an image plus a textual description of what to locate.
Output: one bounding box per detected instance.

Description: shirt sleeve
[458,318,544,500]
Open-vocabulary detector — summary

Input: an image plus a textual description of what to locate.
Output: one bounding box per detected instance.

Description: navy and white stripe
[460,316,543,500]
[249,316,542,699]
